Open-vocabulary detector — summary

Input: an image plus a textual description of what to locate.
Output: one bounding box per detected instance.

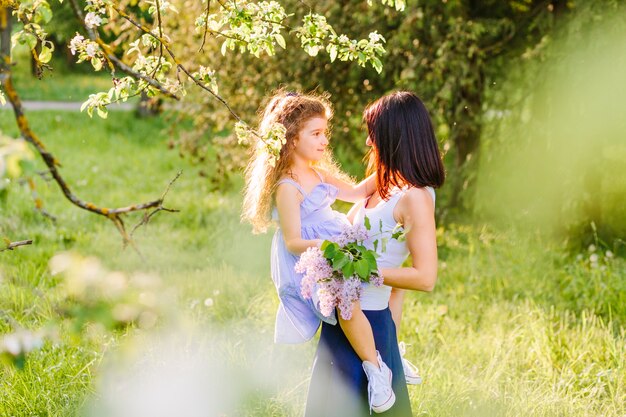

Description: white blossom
[85,42,99,58]
[85,12,103,28]
[69,34,85,55]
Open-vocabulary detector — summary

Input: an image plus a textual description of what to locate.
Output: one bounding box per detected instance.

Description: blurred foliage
[1,110,624,414]
[161,0,603,205]
[6,0,624,248]
[475,2,626,253]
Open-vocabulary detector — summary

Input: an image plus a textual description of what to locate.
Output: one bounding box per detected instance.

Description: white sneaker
[362,351,396,414]
[398,341,422,385]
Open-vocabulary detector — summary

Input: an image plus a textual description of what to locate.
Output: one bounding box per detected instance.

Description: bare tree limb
[1,239,33,251]
[130,170,182,237]
[0,7,179,247]
[199,0,212,53]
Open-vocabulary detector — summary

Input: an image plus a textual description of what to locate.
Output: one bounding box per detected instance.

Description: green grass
[0,110,625,416]
[9,43,134,103]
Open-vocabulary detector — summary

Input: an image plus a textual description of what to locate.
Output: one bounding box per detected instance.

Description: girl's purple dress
[271,176,349,344]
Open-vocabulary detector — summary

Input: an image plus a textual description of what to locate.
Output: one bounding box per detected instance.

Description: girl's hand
[321,171,377,203]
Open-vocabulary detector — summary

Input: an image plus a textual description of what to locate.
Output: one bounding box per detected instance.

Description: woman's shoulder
[398,187,435,212]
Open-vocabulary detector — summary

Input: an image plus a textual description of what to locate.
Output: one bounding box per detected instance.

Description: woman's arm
[275,183,323,255]
[379,188,438,291]
[324,173,377,203]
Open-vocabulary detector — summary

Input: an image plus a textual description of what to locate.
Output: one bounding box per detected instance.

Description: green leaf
[373,239,378,252]
[372,57,383,74]
[39,46,52,64]
[363,251,378,269]
[332,252,349,270]
[23,33,38,50]
[96,106,108,119]
[320,240,331,251]
[355,258,370,279]
[35,4,53,24]
[356,244,368,254]
[323,242,338,259]
[275,34,286,49]
[364,215,371,231]
[381,237,388,253]
[91,57,102,71]
[341,261,354,278]
[328,44,338,62]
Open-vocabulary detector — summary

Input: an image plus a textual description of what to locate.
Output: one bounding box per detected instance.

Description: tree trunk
[0,8,11,59]
[30,40,42,77]
[448,61,484,210]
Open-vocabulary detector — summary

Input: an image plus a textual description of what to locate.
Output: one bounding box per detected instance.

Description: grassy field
[0,109,625,416]
[8,43,132,103]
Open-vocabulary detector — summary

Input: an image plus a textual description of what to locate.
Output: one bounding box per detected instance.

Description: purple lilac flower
[295,227,380,321]
[336,277,362,320]
[370,273,384,287]
[295,247,333,300]
[333,223,370,246]
[318,278,342,317]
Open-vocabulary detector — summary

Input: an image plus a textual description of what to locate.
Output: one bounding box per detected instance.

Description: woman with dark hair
[305,91,445,416]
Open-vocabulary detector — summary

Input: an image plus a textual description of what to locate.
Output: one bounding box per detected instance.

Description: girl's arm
[379,188,438,291]
[324,172,377,203]
[275,183,323,255]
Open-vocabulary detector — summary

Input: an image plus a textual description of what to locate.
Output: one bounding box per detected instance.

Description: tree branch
[1,239,33,252]
[199,0,212,53]
[0,7,179,247]
[67,0,179,99]
[110,3,247,125]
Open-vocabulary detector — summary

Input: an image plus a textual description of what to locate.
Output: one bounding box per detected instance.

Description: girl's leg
[339,302,396,413]
[389,288,406,330]
[337,300,378,365]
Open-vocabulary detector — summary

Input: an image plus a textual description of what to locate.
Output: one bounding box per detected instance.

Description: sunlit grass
[9,43,132,103]
[1,109,624,416]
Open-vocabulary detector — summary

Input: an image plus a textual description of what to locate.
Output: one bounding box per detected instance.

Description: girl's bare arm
[275,183,323,255]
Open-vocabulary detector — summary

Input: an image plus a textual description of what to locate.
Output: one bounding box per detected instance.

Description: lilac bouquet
[295,222,383,320]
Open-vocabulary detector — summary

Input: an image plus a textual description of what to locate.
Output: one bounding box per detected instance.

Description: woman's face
[294,117,329,162]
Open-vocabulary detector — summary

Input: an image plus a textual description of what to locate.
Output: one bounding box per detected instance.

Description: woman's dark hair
[364,91,445,200]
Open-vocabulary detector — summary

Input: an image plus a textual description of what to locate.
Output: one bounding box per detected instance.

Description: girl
[305,91,445,417]
[241,91,395,413]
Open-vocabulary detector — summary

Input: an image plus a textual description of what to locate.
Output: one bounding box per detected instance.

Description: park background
[1,0,625,416]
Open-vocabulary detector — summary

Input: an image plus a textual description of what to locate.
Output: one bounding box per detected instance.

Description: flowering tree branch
[0,6,179,247]
[66,0,179,100]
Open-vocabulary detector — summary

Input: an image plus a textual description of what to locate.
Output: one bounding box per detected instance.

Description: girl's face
[294,117,329,162]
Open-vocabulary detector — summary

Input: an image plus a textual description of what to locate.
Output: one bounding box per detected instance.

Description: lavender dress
[271,176,350,344]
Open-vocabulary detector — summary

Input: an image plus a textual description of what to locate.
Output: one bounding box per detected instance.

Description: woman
[305,91,445,416]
